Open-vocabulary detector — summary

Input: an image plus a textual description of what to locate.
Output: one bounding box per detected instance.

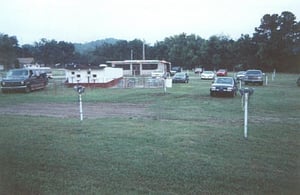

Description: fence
[116,77,165,89]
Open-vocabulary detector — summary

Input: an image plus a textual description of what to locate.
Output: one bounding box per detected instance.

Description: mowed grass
[0,73,299,194]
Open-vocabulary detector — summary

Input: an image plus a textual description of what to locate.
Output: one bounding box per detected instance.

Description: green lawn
[0,74,299,194]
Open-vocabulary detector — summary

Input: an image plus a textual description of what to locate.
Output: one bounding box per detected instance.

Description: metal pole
[164,78,167,93]
[79,94,83,121]
[142,40,145,60]
[244,92,248,138]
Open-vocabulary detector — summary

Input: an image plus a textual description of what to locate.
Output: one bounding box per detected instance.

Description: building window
[114,64,130,70]
[142,64,158,70]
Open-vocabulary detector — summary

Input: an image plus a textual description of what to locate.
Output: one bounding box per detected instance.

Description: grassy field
[0,73,299,194]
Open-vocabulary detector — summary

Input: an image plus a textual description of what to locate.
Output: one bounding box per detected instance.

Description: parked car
[1,68,48,93]
[194,67,203,74]
[151,70,164,78]
[236,71,246,81]
[210,77,238,97]
[216,69,227,76]
[201,71,215,80]
[172,72,189,83]
[170,66,182,76]
[244,69,264,85]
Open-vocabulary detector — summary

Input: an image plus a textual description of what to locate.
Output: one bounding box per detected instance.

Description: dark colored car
[297,76,300,87]
[172,72,189,83]
[1,68,48,93]
[210,77,237,97]
[244,69,264,85]
[216,69,227,76]
[170,66,182,76]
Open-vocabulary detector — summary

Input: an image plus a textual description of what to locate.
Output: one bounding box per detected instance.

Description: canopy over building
[106,60,171,76]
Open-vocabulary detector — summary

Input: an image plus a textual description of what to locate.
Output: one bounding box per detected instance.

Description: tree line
[0,11,299,72]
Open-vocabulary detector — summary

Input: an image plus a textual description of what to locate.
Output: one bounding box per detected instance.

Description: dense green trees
[0,34,19,69]
[252,11,300,71]
[0,11,299,72]
[32,39,75,66]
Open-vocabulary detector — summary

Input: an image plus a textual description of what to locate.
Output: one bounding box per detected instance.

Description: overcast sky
[1,0,299,45]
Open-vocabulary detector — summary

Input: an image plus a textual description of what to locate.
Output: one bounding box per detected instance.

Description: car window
[7,69,29,78]
[247,70,261,74]
[216,78,233,84]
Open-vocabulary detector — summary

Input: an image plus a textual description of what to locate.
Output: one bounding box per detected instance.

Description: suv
[1,68,48,93]
[244,69,264,85]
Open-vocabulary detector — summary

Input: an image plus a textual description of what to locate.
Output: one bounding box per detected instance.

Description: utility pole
[142,40,145,60]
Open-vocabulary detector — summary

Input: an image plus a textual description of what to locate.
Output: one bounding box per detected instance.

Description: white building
[106,60,171,76]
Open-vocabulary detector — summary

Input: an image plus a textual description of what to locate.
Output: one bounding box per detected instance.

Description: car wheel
[25,85,31,93]
[230,91,235,97]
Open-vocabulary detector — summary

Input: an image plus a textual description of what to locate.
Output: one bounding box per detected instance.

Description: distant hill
[74,38,119,54]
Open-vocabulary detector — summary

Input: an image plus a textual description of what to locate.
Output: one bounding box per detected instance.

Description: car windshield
[246,70,261,74]
[174,73,185,78]
[7,69,29,78]
[215,77,233,84]
[203,71,213,74]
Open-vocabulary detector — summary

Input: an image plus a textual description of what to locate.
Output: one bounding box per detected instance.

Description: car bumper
[201,76,214,79]
[172,79,187,83]
[1,85,27,90]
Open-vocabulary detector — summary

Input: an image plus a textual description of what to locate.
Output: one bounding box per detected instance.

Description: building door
[132,64,140,76]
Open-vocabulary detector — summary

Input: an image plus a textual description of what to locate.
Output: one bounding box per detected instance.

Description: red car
[216,69,227,76]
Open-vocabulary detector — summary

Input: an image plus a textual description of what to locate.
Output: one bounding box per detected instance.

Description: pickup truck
[1,68,48,93]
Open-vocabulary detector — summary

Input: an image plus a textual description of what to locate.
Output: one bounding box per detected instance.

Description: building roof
[65,64,107,70]
[106,60,171,64]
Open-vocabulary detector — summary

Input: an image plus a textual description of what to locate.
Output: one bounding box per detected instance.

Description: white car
[201,71,215,80]
[151,70,164,78]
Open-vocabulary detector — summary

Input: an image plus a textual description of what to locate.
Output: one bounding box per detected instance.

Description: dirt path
[0,103,152,119]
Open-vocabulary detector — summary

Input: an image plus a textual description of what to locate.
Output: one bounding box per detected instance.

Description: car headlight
[227,87,233,91]
[211,87,216,90]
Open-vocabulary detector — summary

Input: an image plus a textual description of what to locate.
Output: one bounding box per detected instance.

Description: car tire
[230,91,236,97]
[25,85,31,93]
